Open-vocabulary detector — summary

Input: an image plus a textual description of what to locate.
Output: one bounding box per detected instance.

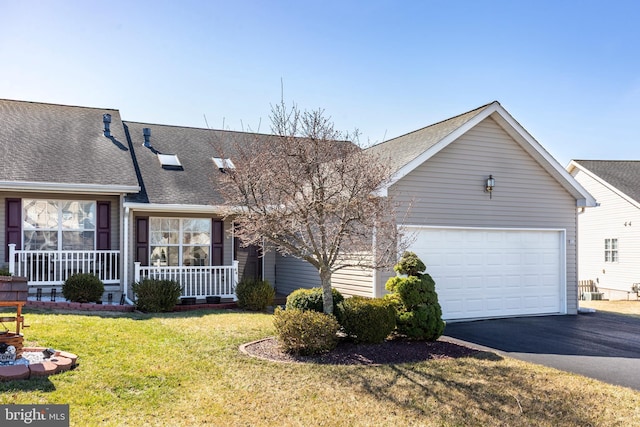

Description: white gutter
[124,202,239,214]
[0,181,140,194]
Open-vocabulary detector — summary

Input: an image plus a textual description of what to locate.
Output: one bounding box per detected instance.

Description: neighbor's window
[604,238,618,262]
[23,200,96,251]
[149,218,211,266]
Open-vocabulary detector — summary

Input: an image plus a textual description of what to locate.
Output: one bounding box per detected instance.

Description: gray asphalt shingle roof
[124,121,274,206]
[0,99,139,189]
[365,102,494,173]
[572,160,640,203]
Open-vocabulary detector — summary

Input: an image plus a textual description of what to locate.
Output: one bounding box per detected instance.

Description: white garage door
[407,227,564,320]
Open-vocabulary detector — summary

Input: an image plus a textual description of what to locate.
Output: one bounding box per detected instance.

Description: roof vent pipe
[143,128,151,147]
[103,114,112,137]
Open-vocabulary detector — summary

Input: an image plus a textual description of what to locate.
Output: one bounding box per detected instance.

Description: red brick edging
[0,347,78,381]
[26,300,135,312]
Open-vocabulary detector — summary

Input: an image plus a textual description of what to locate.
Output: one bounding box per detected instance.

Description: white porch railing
[8,244,120,285]
[134,260,239,299]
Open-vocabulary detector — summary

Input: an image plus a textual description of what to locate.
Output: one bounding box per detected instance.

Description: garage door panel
[408,228,563,320]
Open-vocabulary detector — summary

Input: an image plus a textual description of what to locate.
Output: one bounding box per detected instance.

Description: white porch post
[134,262,141,283]
[8,244,16,275]
[233,260,239,301]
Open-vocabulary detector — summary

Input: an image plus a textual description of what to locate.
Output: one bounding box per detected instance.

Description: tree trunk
[319,267,334,315]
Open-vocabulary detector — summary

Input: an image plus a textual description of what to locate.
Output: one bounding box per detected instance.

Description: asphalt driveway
[444,311,640,391]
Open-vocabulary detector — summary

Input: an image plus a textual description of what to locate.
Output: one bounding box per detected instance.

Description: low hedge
[285,287,344,315]
[132,278,182,312]
[273,307,339,355]
[235,278,275,311]
[62,273,104,303]
[337,296,396,343]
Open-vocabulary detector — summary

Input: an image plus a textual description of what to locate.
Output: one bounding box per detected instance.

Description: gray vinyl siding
[274,253,374,297]
[262,248,276,286]
[571,169,640,298]
[275,254,321,294]
[0,192,121,265]
[386,117,580,313]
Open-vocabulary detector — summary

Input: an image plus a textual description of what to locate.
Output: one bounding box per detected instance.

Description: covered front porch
[134,261,239,300]
[8,244,240,301]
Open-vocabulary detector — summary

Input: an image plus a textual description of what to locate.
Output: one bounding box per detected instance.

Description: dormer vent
[143,128,152,147]
[103,114,112,137]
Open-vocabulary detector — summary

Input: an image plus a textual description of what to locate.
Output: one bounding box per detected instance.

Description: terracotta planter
[0,276,28,302]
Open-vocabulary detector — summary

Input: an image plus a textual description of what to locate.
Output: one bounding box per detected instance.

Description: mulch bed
[241,336,482,365]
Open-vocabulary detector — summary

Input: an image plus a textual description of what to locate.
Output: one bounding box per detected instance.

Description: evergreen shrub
[132,278,182,312]
[273,307,339,355]
[235,278,275,311]
[62,273,104,303]
[337,296,396,343]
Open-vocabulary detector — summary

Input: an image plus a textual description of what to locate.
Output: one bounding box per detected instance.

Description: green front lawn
[1,308,639,426]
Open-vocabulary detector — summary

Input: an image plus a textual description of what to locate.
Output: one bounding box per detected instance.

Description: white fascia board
[490,108,597,208]
[567,160,640,210]
[0,181,140,195]
[123,202,242,215]
[382,102,500,191]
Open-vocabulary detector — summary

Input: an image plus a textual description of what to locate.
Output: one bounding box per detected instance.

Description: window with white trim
[604,238,618,262]
[23,200,96,250]
[149,218,211,266]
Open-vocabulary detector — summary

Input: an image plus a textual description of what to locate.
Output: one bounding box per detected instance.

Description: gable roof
[0,99,140,193]
[367,101,597,207]
[568,160,640,207]
[123,121,275,209]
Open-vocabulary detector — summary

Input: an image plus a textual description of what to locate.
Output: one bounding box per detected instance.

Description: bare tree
[216,101,401,314]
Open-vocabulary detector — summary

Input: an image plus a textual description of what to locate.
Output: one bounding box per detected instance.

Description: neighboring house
[567,160,640,300]
[1,98,596,320]
[277,102,597,320]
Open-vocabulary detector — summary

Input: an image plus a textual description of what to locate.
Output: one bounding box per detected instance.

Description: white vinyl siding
[571,168,640,296]
[387,117,579,314]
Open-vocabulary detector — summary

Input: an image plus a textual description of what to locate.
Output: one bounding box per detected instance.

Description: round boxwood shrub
[396,304,445,340]
[62,273,104,303]
[337,296,396,343]
[132,278,182,312]
[235,277,275,311]
[273,307,339,355]
[285,287,344,315]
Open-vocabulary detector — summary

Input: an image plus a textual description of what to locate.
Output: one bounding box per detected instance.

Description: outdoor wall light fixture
[485,175,495,199]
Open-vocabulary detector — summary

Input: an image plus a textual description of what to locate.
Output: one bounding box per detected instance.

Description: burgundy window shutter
[212,219,224,266]
[96,201,111,250]
[135,216,149,266]
[5,198,21,262]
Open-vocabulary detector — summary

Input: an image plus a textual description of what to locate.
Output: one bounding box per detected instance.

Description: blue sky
[1,0,639,165]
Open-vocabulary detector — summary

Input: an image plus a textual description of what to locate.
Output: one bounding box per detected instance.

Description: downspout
[371,224,379,298]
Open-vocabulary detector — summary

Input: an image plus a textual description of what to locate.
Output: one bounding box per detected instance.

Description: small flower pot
[181,297,197,305]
